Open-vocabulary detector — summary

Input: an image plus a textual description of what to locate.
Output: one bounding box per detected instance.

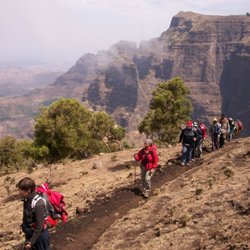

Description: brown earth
[1,138,250,249]
[94,140,250,250]
[0,144,180,249]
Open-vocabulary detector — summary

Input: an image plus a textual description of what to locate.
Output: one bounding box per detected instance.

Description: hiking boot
[181,162,185,166]
[186,163,190,167]
[143,192,150,199]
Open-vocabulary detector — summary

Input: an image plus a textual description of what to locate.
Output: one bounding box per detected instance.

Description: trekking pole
[133,164,137,189]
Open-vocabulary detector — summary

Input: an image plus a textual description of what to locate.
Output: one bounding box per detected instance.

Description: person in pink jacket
[134,139,158,198]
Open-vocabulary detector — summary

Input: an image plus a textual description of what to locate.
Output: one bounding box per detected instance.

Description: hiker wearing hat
[134,139,158,198]
[193,122,204,158]
[179,121,197,166]
[228,117,236,141]
[209,118,221,151]
[219,114,229,148]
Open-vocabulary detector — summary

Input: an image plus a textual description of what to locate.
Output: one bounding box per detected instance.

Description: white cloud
[0,0,249,63]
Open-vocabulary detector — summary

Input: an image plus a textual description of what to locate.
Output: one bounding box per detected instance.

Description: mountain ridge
[0,11,249,139]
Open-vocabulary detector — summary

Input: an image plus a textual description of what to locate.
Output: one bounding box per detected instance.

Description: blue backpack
[197,127,203,140]
[214,123,221,134]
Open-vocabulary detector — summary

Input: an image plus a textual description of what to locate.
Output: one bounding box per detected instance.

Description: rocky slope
[0,12,250,138]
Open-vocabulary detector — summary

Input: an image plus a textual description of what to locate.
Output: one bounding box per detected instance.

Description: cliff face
[54,12,249,132]
[220,44,250,132]
[157,12,250,128]
[0,12,250,138]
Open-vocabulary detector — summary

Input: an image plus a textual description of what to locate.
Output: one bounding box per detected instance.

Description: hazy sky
[0,0,249,64]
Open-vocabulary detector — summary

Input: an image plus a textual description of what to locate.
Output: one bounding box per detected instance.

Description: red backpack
[236,120,243,130]
[151,144,158,153]
[199,124,207,139]
[32,183,68,228]
[145,144,158,168]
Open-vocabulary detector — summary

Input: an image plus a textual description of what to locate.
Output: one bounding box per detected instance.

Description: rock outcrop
[55,11,250,132]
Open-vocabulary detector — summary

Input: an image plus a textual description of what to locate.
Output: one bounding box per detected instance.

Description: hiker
[17,177,50,250]
[209,118,221,151]
[179,121,197,166]
[194,122,206,158]
[234,119,244,139]
[192,122,199,159]
[134,139,158,198]
[228,117,236,141]
[219,114,229,148]
[199,122,207,156]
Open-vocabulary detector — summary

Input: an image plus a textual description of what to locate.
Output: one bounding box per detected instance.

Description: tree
[0,137,42,173]
[0,136,19,171]
[90,111,125,152]
[34,98,126,160]
[138,77,192,144]
[34,98,92,160]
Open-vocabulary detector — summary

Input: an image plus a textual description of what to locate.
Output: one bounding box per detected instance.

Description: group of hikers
[179,114,243,166]
[133,114,243,199]
[16,114,243,249]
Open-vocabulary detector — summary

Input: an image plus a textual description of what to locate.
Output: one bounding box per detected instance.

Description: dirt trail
[51,141,243,250]
[11,141,244,250]
[92,140,250,250]
[50,157,202,250]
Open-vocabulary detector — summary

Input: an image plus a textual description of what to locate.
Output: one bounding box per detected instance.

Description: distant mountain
[0,63,71,96]
[0,12,249,139]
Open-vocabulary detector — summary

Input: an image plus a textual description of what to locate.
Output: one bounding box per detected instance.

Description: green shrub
[138,77,192,144]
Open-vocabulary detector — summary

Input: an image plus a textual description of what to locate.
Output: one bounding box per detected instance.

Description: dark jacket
[196,127,203,141]
[179,127,197,145]
[22,191,46,246]
[229,121,236,132]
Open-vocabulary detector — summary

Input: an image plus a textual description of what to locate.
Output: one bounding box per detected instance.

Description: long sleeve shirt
[22,191,46,245]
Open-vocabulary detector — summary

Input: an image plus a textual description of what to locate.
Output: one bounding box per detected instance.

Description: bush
[34,98,92,161]
[0,137,38,172]
[223,167,234,178]
[34,98,125,161]
[195,188,203,196]
[0,99,127,174]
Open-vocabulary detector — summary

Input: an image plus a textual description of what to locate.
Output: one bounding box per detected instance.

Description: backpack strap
[41,184,48,191]
[31,194,46,210]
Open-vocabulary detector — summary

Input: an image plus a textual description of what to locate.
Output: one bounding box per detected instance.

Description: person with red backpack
[235,119,244,138]
[179,121,197,166]
[17,177,50,250]
[134,139,158,198]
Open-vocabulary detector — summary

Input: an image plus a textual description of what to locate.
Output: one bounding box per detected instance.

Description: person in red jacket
[134,139,158,198]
